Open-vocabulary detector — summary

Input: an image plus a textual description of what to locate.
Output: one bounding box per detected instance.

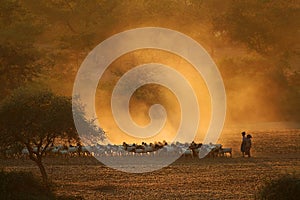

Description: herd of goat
[1,141,232,159]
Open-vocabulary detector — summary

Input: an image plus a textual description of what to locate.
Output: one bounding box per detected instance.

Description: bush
[0,170,55,200]
[256,174,300,200]
[0,170,81,200]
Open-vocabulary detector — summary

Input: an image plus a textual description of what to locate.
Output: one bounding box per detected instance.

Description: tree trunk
[35,159,48,186]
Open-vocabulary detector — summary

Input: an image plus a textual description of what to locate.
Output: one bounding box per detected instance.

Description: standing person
[240,131,246,157]
[245,134,252,157]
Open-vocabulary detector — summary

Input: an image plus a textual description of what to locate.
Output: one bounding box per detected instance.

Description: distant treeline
[0,0,299,122]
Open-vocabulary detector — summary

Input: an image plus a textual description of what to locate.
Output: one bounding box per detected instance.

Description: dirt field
[1,129,299,200]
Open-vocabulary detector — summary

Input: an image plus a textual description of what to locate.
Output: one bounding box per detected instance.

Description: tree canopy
[0,0,299,132]
[0,85,104,183]
[0,0,52,97]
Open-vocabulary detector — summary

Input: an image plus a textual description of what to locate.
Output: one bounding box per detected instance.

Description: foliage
[1,0,299,123]
[0,0,52,97]
[72,96,106,145]
[211,0,300,121]
[0,170,82,200]
[0,85,104,183]
[212,0,299,56]
[0,85,78,150]
[0,170,54,200]
[256,174,300,200]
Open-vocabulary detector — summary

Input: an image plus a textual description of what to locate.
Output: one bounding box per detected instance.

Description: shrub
[0,170,55,200]
[256,174,300,200]
[0,170,81,200]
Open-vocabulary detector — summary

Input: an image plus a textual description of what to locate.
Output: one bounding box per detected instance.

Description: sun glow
[95,49,212,144]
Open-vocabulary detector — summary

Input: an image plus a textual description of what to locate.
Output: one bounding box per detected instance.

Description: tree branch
[25,142,37,162]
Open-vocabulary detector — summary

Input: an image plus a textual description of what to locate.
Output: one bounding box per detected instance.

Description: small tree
[0,85,102,185]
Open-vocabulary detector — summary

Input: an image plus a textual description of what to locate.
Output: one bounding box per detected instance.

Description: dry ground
[1,129,299,200]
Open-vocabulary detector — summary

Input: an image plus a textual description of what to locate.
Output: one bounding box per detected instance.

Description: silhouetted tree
[0,85,104,185]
